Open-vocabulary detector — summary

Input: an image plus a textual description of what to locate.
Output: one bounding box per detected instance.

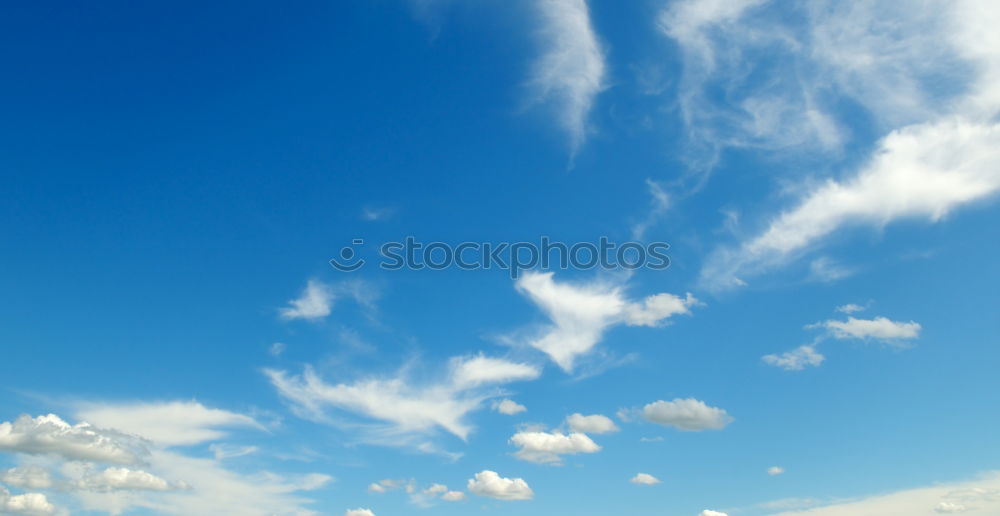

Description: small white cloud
[361,206,395,221]
[808,257,855,283]
[698,511,728,516]
[814,316,921,341]
[467,470,533,501]
[642,398,733,431]
[768,466,786,476]
[441,491,465,502]
[836,303,866,314]
[565,413,619,434]
[0,486,55,515]
[269,342,286,356]
[630,473,661,485]
[493,399,527,416]
[0,414,146,465]
[345,509,376,516]
[450,355,541,390]
[280,279,334,321]
[510,431,601,464]
[763,345,825,371]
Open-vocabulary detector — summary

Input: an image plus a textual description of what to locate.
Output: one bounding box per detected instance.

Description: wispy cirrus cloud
[266,354,540,447]
[677,0,1000,288]
[530,0,606,153]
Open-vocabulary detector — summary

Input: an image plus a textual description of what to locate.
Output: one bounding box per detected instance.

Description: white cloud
[530,0,605,152]
[76,401,262,447]
[703,120,1000,288]
[630,473,661,485]
[0,486,55,516]
[772,471,1000,516]
[441,491,465,501]
[763,345,825,371]
[768,466,786,476]
[836,304,866,314]
[641,398,733,431]
[467,470,533,501]
[0,414,146,465]
[1,409,330,516]
[269,342,286,357]
[814,316,921,341]
[280,279,333,321]
[450,355,541,390]
[699,511,728,516]
[208,444,259,460]
[77,467,174,491]
[565,413,619,434]
[509,431,601,464]
[266,354,540,444]
[935,502,968,513]
[344,509,376,516]
[492,399,527,416]
[2,467,53,490]
[515,272,697,371]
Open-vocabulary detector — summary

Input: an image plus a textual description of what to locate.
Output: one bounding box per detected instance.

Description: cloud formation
[0,414,146,465]
[76,401,262,447]
[509,431,601,464]
[763,345,825,371]
[492,399,527,416]
[0,486,55,515]
[565,413,619,434]
[516,272,697,371]
[530,0,606,152]
[630,473,661,485]
[467,470,533,501]
[641,398,733,431]
[267,354,540,444]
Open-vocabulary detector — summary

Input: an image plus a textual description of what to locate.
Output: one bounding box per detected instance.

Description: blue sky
[2,1,1000,515]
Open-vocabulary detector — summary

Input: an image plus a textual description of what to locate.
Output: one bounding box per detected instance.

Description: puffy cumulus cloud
[565,413,619,434]
[266,354,540,446]
[641,398,733,431]
[492,399,527,416]
[530,0,606,153]
[768,466,786,476]
[2,467,53,490]
[509,431,601,464]
[515,272,697,371]
[0,414,146,465]
[630,473,661,485]
[344,509,376,516]
[699,511,728,516]
[0,486,55,516]
[772,471,1000,515]
[279,279,378,322]
[467,470,533,501]
[813,316,921,342]
[763,345,825,371]
[75,401,263,447]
